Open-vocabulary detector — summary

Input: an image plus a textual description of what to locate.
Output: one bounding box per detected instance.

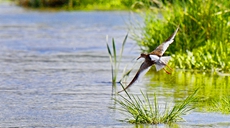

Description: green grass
[114,87,198,124]
[171,40,230,71]
[134,0,230,72]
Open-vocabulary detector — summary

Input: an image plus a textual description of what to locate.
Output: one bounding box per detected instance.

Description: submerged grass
[208,97,230,114]
[114,87,198,124]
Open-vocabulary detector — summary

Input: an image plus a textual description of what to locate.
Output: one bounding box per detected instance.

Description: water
[0,2,230,127]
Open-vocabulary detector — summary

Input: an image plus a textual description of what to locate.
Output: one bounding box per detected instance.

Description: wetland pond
[0,2,230,127]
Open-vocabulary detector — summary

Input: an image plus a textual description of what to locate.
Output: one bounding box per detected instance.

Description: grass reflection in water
[145,70,230,114]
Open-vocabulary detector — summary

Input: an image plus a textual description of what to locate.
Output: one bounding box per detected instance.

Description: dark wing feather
[118,61,152,93]
[150,26,179,56]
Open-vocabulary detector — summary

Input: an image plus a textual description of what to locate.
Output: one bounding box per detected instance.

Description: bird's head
[137,53,147,60]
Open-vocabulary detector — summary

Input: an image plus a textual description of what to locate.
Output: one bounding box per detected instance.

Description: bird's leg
[161,60,173,71]
[160,60,173,74]
[163,68,171,74]
[165,64,173,71]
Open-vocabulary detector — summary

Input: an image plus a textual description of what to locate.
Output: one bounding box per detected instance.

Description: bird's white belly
[149,55,171,65]
[149,55,163,64]
[149,55,171,71]
[149,55,160,61]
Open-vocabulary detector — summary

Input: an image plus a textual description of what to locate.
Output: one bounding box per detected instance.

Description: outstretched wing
[118,61,152,93]
[150,26,179,56]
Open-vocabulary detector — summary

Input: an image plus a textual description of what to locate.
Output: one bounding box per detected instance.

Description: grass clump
[114,88,198,124]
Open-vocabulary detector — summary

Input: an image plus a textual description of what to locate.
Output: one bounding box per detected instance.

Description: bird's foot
[163,68,171,74]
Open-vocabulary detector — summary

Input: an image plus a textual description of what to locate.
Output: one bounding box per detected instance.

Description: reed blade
[112,38,117,63]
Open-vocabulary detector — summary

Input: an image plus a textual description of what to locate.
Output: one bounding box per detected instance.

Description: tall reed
[106,34,128,92]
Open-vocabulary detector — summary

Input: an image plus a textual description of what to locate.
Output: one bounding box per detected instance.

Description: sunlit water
[0,2,230,127]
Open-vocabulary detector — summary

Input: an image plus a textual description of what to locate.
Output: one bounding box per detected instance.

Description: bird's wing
[118,61,151,93]
[150,26,179,56]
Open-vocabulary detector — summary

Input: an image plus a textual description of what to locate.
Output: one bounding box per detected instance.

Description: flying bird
[118,26,179,93]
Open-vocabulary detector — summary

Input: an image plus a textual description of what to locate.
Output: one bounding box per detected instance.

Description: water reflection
[145,70,230,112]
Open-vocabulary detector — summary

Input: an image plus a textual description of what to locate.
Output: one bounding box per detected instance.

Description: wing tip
[165,25,180,42]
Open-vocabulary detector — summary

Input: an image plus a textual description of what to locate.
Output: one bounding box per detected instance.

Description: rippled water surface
[0,2,230,127]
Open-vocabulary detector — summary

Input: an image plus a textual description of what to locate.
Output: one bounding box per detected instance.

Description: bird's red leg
[163,68,171,74]
[161,61,173,71]
[166,64,173,71]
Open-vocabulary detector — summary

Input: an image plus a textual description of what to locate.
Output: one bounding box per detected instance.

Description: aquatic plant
[106,34,128,91]
[134,0,230,72]
[114,87,198,124]
[171,40,230,72]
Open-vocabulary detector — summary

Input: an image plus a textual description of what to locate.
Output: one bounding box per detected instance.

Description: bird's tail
[155,56,171,71]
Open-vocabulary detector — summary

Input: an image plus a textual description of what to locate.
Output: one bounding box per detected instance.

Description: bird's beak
[137,56,141,60]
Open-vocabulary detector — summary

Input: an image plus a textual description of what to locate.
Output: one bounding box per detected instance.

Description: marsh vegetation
[134,0,230,72]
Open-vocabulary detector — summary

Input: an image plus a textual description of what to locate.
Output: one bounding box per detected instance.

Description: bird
[118,26,179,93]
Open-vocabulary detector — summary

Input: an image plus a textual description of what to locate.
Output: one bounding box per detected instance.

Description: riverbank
[13,0,162,11]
